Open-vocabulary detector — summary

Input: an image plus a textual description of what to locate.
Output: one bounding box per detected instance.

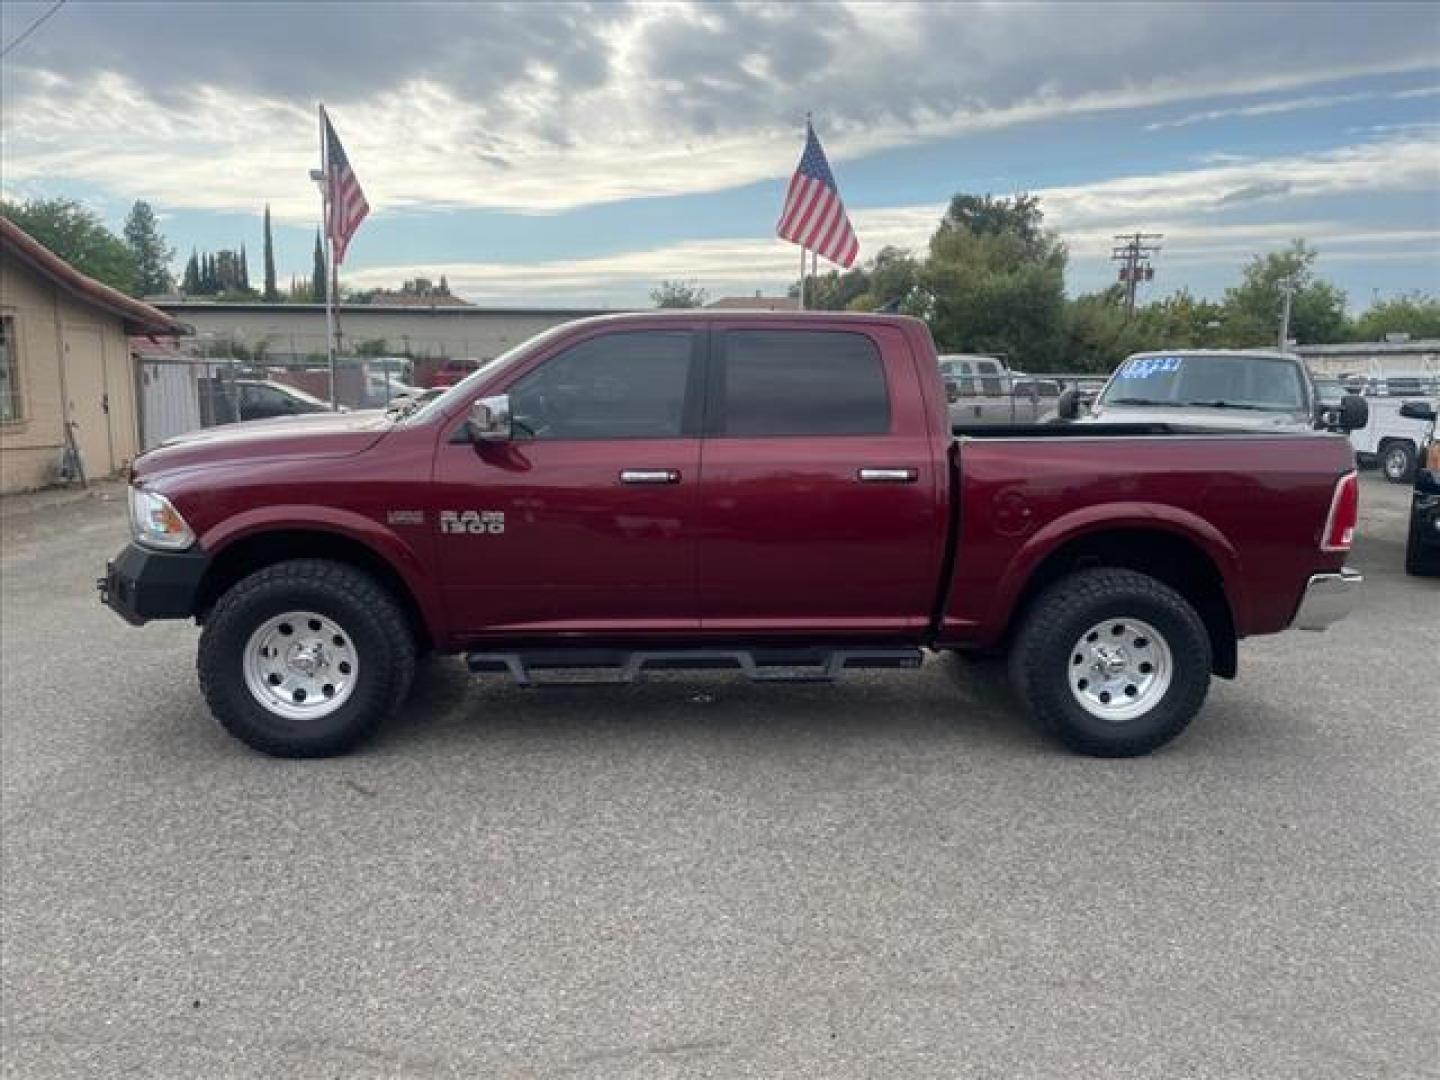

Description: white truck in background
[1312,359,1440,483]
[941,354,1101,424]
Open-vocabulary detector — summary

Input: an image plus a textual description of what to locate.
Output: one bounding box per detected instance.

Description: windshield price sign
[1121,356,1184,379]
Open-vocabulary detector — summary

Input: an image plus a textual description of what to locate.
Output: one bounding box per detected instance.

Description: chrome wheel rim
[1383,448,1407,479]
[242,610,358,720]
[1067,617,1172,722]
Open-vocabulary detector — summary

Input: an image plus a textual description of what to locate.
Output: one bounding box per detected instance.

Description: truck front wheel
[1009,568,1211,757]
[198,559,416,757]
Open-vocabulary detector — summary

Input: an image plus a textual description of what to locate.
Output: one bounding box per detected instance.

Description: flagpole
[319,103,338,408]
[798,244,806,311]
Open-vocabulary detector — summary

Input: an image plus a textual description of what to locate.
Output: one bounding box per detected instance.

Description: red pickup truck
[101,312,1363,759]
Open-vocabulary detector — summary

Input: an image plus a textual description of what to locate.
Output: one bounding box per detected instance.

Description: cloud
[1145,81,1440,132]
[3,1,1437,217]
[338,132,1440,304]
[345,221,1439,306]
[1216,181,1294,205]
[1033,134,1440,226]
[1145,92,1376,131]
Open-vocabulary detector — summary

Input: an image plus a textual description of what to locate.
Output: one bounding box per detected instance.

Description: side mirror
[1336,393,1368,432]
[467,394,512,442]
[1056,388,1081,421]
[1399,400,1437,422]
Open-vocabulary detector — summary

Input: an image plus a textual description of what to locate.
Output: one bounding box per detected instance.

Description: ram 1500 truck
[100,313,1363,759]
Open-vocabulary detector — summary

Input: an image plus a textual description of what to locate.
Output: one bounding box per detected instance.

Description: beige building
[152,301,615,363]
[1,218,183,493]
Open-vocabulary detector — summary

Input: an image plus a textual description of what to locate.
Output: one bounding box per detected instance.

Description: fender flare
[199,505,447,644]
[987,501,1246,635]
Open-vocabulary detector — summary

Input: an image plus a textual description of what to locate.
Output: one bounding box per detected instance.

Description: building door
[62,326,114,478]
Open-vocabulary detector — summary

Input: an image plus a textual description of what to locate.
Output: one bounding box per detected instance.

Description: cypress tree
[182,249,200,293]
[262,204,279,301]
[122,200,174,296]
[311,231,327,304]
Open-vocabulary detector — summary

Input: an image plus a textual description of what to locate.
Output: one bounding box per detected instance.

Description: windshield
[1101,354,1309,413]
[400,323,577,425]
[267,382,332,409]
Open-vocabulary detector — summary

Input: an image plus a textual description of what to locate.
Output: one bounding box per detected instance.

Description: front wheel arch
[196,528,434,652]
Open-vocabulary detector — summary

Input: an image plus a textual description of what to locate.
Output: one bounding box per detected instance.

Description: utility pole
[1111,232,1163,317]
[1278,277,1296,351]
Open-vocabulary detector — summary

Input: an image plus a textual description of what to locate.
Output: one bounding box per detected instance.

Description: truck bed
[952,422,1317,438]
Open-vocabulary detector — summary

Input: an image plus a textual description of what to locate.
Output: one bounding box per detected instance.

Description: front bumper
[98,542,209,626]
[1294,568,1363,632]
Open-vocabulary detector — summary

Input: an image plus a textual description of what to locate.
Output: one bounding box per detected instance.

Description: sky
[2,1,1438,309]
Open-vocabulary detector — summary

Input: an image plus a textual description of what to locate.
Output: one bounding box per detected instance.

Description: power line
[1,0,66,59]
[1110,232,1163,317]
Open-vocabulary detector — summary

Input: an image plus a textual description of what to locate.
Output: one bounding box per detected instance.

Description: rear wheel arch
[196,528,435,652]
[1004,526,1238,679]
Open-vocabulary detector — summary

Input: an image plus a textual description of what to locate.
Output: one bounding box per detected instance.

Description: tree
[182,249,201,294]
[791,247,924,312]
[1220,240,1346,347]
[932,193,1059,264]
[793,264,871,310]
[1350,292,1440,342]
[847,247,923,312]
[122,200,174,296]
[311,231,327,303]
[0,197,139,294]
[262,204,279,301]
[650,280,707,308]
[918,193,1069,368]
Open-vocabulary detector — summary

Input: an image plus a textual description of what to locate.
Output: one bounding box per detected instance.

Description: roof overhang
[1,216,186,337]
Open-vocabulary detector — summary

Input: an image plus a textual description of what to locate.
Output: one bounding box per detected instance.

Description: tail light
[1320,471,1359,553]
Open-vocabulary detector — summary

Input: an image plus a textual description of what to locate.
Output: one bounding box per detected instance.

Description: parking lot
[1,473,1436,1078]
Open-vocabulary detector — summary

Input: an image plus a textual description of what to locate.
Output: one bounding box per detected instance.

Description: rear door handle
[620,469,681,485]
[857,468,918,483]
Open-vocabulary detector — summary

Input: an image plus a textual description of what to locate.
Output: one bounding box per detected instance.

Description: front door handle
[620,469,680,485]
[857,467,918,483]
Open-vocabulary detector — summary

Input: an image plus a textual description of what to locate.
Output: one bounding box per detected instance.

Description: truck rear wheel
[1009,568,1211,757]
[198,559,416,757]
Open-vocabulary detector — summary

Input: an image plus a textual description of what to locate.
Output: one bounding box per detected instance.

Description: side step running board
[465,647,924,687]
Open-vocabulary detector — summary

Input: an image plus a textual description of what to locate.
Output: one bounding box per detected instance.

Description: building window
[0,317,21,423]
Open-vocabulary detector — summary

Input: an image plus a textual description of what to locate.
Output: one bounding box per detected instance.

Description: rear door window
[711,330,890,436]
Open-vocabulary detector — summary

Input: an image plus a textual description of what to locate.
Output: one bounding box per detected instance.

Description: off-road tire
[1381,441,1417,485]
[198,559,416,757]
[1009,568,1212,757]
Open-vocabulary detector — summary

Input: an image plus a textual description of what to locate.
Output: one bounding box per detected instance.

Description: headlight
[128,486,196,550]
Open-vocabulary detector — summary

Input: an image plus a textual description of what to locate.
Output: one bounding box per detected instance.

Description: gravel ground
[2,472,1436,1078]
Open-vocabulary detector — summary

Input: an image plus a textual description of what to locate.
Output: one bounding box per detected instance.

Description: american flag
[776,121,858,268]
[322,108,369,265]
